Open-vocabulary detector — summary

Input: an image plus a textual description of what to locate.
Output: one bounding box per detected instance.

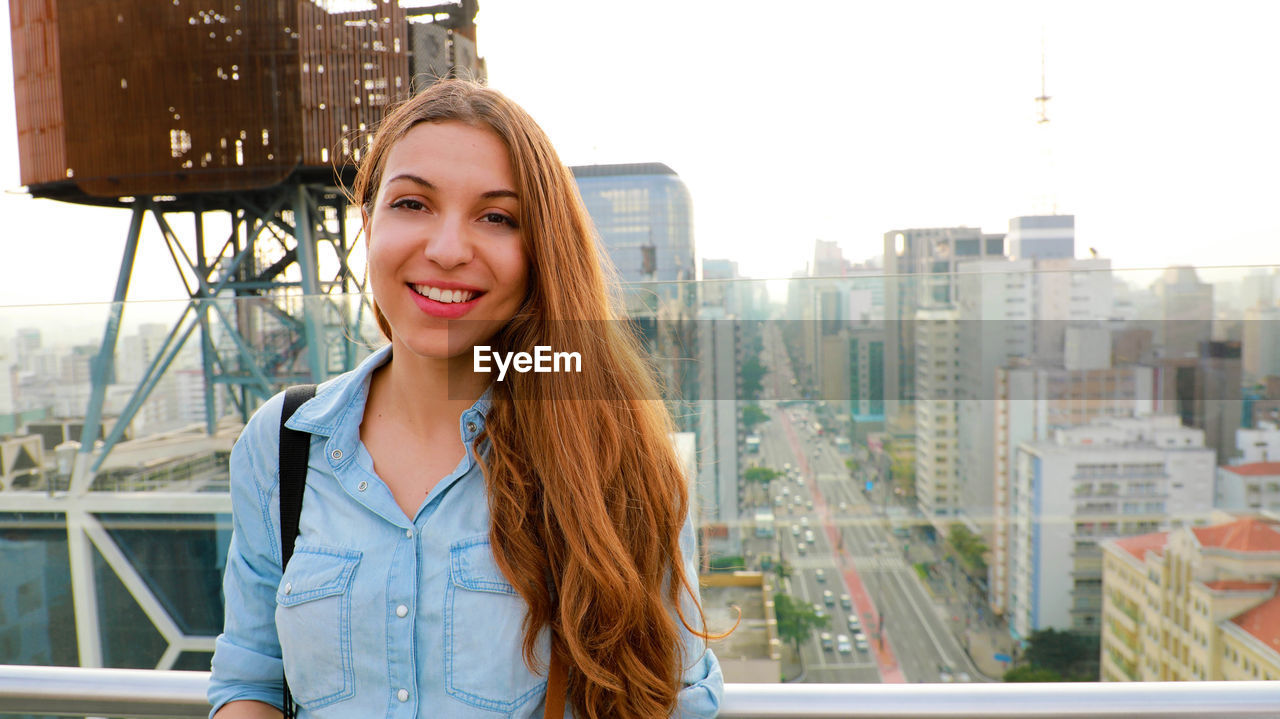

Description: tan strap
[545,650,568,718]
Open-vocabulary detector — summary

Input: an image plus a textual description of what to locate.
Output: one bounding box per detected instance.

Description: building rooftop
[1231,594,1280,653]
[570,162,677,178]
[1204,580,1277,592]
[1193,518,1280,553]
[1222,462,1280,477]
[1113,531,1169,561]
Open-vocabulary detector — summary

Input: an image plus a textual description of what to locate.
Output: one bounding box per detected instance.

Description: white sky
[2,0,1279,312]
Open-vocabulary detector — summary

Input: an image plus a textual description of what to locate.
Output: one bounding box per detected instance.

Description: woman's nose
[423,217,473,269]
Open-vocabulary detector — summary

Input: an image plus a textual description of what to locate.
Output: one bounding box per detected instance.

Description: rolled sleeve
[676,647,724,718]
[208,401,288,716]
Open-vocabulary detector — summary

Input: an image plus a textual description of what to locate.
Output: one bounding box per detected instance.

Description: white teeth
[413,284,477,303]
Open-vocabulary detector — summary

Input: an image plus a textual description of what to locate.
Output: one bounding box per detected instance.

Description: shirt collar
[284,344,493,437]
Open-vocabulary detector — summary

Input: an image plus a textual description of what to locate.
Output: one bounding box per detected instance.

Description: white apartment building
[1216,462,1280,514]
[914,308,960,525]
[1235,422,1280,464]
[1009,416,1216,641]
[990,354,1156,615]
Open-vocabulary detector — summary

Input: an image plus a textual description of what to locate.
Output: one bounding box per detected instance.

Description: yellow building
[1100,516,1280,682]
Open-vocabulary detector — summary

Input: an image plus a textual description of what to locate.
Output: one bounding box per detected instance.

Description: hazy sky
[2,0,1279,311]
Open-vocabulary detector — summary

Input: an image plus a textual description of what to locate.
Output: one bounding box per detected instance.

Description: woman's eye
[390,198,426,211]
[482,212,519,228]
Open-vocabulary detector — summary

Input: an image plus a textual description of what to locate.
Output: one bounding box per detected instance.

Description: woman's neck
[369,339,491,439]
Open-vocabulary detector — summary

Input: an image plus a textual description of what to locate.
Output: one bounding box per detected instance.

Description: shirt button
[330,448,343,460]
[405,528,413,538]
[397,688,409,702]
[357,480,368,492]
[466,421,478,434]
[284,583,292,594]
[396,604,408,618]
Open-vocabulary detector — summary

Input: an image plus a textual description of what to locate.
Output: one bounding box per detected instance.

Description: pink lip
[407,284,484,319]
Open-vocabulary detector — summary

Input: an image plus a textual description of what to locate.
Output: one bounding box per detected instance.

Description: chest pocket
[275,545,362,709]
[445,536,549,714]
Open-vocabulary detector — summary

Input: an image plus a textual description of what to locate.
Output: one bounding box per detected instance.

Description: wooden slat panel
[297,1,409,167]
[10,0,67,187]
[10,1,420,200]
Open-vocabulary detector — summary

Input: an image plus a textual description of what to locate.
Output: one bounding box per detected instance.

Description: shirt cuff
[675,647,724,719]
[208,634,286,717]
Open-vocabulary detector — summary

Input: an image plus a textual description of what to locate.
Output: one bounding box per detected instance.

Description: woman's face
[365,120,528,361]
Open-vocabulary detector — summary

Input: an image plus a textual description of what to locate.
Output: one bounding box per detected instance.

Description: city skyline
[3,1,1280,307]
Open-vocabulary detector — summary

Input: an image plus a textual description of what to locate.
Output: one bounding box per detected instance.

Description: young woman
[208,80,724,718]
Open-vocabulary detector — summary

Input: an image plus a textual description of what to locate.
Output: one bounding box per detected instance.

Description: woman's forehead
[380,121,515,188]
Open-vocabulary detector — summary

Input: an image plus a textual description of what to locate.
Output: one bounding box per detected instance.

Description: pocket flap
[277,546,362,607]
[449,536,518,595]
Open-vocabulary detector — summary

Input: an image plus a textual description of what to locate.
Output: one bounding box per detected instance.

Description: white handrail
[2,665,1280,718]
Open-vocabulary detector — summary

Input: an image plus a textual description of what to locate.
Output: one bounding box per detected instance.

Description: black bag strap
[278,384,316,719]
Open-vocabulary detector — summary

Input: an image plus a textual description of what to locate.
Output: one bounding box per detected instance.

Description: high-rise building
[954,258,1033,538]
[1154,266,1214,360]
[848,323,886,441]
[1009,416,1216,640]
[1100,516,1280,682]
[572,163,695,289]
[695,307,741,558]
[914,308,961,523]
[1243,305,1280,382]
[882,227,1005,418]
[1006,215,1075,262]
[1153,340,1243,463]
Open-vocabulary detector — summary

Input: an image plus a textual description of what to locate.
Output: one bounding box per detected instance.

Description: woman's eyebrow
[386,173,516,201]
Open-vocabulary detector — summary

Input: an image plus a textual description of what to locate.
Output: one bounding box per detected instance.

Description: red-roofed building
[1100,516,1280,683]
[1216,463,1280,514]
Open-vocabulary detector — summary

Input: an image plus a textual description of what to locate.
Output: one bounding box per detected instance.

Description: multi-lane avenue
[739,323,985,683]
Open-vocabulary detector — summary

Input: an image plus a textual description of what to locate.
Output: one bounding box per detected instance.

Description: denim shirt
[208,345,723,718]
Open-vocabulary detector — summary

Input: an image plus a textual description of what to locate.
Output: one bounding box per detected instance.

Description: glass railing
[2,264,1279,712]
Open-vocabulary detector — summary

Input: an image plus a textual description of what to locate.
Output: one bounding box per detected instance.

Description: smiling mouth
[409,283,485,304]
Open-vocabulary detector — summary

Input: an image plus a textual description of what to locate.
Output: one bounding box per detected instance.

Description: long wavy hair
[349,79,722,718]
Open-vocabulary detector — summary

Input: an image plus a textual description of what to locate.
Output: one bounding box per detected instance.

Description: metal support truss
[71,182,376,489]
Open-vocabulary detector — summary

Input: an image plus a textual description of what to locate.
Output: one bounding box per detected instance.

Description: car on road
[812,604,826,621]
[838,501,848,512]
[815,568,826,583]
[956,672,972,683]
[840,594,852,610]
[800,516,809,527]
[796,542,807,556]
[773,496,783,507]
[806,500,814,510]
[846,614,860,631]
[782,487,790,497]
[822,590,835,606]
[938,664,954,682]
[804,530,816,545]
[836,634,853,654]
[820,632,834,651]
[791,524,800,537]
[854,632,869,652]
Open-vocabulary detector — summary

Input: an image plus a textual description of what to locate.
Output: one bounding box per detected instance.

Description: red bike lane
[780,412,906,683]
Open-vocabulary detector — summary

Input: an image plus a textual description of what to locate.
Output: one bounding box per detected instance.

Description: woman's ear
[361,204,371,245]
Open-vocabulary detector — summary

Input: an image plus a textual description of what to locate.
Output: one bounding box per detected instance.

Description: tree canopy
[743,466,783,484]
[773,592,828,651]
